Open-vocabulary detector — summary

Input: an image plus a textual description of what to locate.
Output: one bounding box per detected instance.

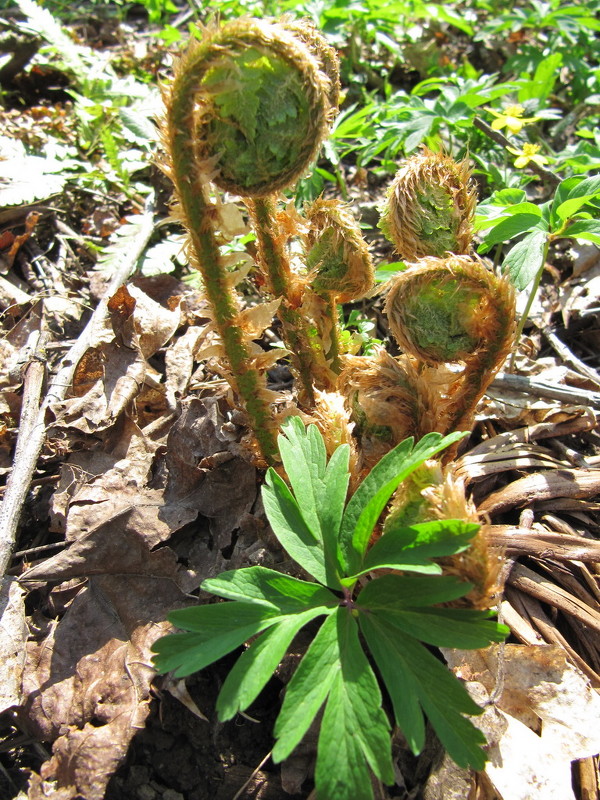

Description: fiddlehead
[238,20,340,405]
[337,348,437,471]
[163,18,335,461]
[384,255,516,434]
[380,148,476,261]
[302,198,374,373]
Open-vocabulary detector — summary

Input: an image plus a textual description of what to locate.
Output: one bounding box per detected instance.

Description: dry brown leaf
[49,283,179,434]
[21,538,192,800]
[52,340,147,433]
[443,645,600,800]
[164,325,207,409]
[18,397,262,799]
[50,400,257,551]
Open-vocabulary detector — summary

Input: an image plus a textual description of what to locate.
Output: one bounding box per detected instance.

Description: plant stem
[509,237,550,370]
[248,196,321,406]
[168,54,278,463]
[325,295,342,373]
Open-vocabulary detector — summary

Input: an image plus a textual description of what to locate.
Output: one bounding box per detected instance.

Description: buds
[305,198,374,302]
[380,149,476,261]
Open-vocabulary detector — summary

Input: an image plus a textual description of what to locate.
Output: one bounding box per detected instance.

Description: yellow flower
[506,143,549,168]
[487,104,541,135]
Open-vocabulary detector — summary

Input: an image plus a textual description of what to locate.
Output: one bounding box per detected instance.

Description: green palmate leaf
[262,468,328,585]
[217,606,335,720]
[359,612,488,768]
[358,572,474,608]
[503,228,548,291]
[276,417,349,586]
[277,416,327,540]
[152,601,282,677]
[272,610,340,762]
[315,608,394,800]
[203,566,338,612]
[344,520,479,580]
[339,431,467,576]
[379,606,507,649]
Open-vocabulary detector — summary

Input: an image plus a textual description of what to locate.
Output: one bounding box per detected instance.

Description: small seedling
[153,417,508,800]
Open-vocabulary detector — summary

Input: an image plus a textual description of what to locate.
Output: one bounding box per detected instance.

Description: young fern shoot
[162,18,337,460]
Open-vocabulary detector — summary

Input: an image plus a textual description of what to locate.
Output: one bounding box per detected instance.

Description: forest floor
[1,4,600,800]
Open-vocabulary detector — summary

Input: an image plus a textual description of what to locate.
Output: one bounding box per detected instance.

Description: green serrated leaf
[552,175,600,225]
[358,573,473,608]
[320,609,394,788]
[478,209,542,253]
[359,612,488,768]
[203,566,338,612]
[344,519,479,580]
[262,468,328,585]
[272,611,340,762]
[216,607,333,720]
[358,613,425,754]
[152,601,281,677]
[560,219,600,245]
[340,432,467,575]
[503,229,548,291]
[276,418,349,587]
[378,606,508,649]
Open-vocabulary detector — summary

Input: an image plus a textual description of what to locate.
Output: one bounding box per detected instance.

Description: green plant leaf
[344,520,479,580]
[277,416,327,541]
[262,468,328,585]
[315,608,394,800]
[320,441,351,583]
[271,418,349,587]
[152,601,282,677]
[216,606,334,720]
[359,612,488,768]
[551,175,600,225]
[203,566,338,612]
[560,219,600,245]
[339,432,467,575]
[272,610,340,763]
[358,573,507,649]
[477,208,543,253]
[358,572,474,608]
[503,228,548,291]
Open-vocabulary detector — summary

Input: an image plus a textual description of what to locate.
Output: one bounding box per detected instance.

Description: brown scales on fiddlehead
[380,148,476,261]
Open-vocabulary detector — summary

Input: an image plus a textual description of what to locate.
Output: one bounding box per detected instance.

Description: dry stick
[489,370,600,409]
[472,117,561,188]
[0,203,155,581]
[542,326,600,390]
[0,329,47,577]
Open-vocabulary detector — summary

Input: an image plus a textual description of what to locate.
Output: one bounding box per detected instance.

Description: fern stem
[167,50,278,464]
[249,196,319,406]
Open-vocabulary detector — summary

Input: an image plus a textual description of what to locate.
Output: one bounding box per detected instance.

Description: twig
[45,198,155,406]
[473,117,561,188]
[231,751,272,800]
[508,562,600,634]
[490,371,600,409]
[0,198,155,581]
[488,525,600,563]
[0,329,47,577]
[542,326,600,389]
